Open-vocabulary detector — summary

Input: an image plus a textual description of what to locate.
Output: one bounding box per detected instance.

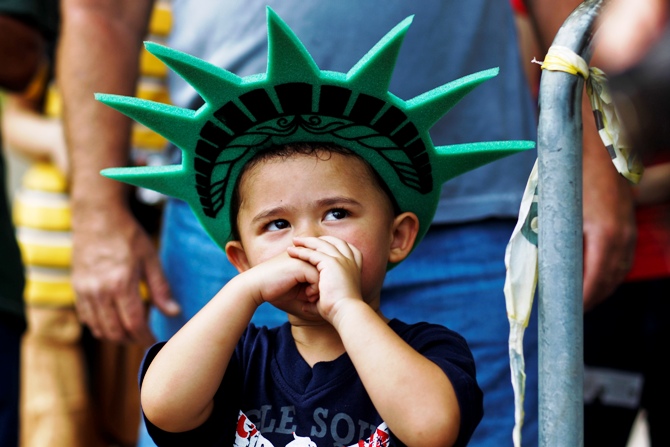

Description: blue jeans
[382,220,539,447]
[139,201,538,447]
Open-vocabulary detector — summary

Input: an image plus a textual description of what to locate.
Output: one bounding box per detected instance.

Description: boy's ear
[388,212,420,264]
[225,241,251,273]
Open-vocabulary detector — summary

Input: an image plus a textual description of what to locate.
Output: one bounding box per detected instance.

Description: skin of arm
[595,0,668,73]
[140,252,320,433]
[331,302,460,447]
[0,15,45,91]
[2,93,68,174]
[634,163,670,205]
[288,236,461,447]
[525,0,637,310]
[56,0,179,345]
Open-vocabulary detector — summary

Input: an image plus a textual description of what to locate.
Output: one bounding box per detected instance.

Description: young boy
[96,8,533,447]
[141,142,478,447]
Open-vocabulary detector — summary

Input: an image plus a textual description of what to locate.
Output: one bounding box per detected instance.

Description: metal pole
[537,1,602,446]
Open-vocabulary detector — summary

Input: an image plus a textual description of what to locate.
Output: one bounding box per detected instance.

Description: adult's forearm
[524,0,584,53]
[55,0,169,347]
[57,0,154,211]
[0,15,44,91]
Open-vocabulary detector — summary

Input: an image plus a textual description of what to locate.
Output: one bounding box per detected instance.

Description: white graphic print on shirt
[234,411,391,447]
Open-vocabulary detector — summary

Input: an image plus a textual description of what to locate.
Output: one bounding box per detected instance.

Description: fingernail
[166,300,181,314]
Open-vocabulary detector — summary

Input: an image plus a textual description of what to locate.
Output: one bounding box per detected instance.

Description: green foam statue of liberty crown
[98,7,534,262]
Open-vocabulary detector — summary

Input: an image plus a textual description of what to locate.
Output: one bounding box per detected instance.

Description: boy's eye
[324,208,349,221]
[266,219,290,231]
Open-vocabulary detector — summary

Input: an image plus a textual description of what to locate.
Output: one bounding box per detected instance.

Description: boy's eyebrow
[316,196,362,208]
[250,196,362,224]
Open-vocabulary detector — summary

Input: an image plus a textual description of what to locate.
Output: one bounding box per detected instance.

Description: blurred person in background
[3,2,174,445]
[596,0,670,155]
[0,0,57,445]
[582,1,670,445]
[2,63,142,447]
[582,155,670,447]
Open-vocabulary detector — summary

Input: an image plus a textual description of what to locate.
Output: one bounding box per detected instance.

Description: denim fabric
[382,220,539,447]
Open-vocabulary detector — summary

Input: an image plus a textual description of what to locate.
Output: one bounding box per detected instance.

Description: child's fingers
[286,244,330,268]
[292,236,342,258]
[318,235,362,268]
[261,253,320,294]
[301,301,319,315]
[290,257,320,288]
[304,282,319,299]
[293,236,360,265]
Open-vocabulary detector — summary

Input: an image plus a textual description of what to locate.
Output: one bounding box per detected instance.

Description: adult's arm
[525,0,637,310]
[595,0,668,73]
[57,0,179,345]
[0,15,44,91]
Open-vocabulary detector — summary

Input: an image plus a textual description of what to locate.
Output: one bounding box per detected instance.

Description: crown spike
[95,93,199,152]
[144,42,243,105]
[347,16,413,95]
[434,140,535,183]
[266,7,320,84]
[406,68,499,130]
[101,165,192,201]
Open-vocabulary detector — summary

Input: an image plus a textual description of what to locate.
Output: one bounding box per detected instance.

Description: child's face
[228,151,407,306]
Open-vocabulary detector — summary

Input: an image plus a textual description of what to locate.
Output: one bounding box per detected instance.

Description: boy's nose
[294,221,322,239]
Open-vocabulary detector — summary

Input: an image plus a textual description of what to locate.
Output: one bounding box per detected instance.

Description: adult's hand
[72,202,180,345]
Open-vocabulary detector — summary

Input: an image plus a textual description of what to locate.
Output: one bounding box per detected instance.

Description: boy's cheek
[254,249,288,268]
[244,237,296,267]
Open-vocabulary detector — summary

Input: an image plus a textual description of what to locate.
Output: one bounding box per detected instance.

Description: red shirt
[626,200,670,281]
[510,0,528,15]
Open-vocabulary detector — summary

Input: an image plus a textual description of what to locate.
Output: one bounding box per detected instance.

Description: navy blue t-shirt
[140,319,482,447]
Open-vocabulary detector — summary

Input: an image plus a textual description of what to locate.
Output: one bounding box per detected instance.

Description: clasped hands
[243,236,365,325]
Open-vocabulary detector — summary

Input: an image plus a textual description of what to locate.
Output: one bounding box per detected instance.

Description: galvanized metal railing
[537,0,603,445]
